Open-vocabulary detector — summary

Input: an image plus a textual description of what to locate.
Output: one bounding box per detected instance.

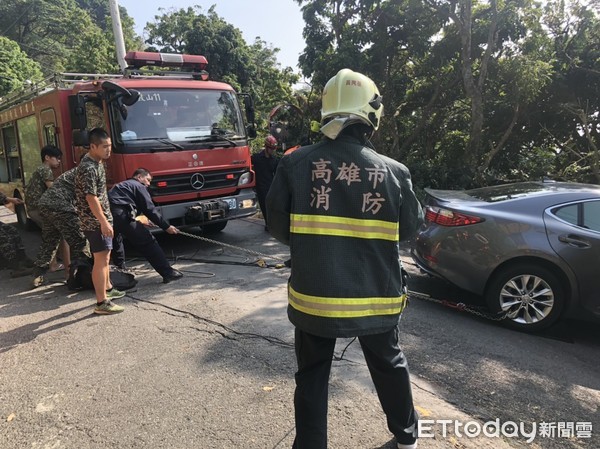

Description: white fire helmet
[320,68,383,139]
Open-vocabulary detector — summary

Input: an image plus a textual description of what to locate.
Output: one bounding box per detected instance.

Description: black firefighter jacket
[266,134,423,338]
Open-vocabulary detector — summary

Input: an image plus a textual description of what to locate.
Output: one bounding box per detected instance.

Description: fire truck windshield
[113,89,245,151]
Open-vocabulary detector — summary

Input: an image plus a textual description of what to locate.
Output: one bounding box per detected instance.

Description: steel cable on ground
[176,230,288,268]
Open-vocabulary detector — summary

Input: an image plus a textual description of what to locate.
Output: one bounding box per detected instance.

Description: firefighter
[108,168,183,284]
[0,192,34,277]
[251,135,279,231]
[266,69,423,449]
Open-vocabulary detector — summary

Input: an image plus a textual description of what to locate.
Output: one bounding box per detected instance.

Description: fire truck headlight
[238,171,252,186]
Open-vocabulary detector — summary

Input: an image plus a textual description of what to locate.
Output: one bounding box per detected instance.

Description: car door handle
[558,234,591,248]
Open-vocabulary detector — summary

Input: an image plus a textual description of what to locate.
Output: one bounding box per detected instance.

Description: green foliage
[0,37,44,97]
[145,6,299,142]
[0,0,140,75]
[75,0,143,54]
[2,0,598,189]
[145,6,198,54]
[296,0,600,190]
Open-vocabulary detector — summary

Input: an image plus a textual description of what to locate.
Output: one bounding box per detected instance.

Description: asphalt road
[1,209,598,449]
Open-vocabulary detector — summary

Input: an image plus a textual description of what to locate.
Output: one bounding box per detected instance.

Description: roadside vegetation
[1,0,598,191]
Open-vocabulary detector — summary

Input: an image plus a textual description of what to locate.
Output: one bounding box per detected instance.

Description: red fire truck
[0,51,257,232]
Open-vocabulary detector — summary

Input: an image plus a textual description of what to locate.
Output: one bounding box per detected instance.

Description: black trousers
[292,326,418,449]
[256,188,268,225]
[111,209,173,277]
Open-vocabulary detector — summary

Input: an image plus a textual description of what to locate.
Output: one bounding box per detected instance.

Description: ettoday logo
[418,419,593,443]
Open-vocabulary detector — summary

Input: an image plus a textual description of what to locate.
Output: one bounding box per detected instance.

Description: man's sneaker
[163,269,184,284]
[397,442,417,449]
[106,288,126,300]
[94,300,124,315]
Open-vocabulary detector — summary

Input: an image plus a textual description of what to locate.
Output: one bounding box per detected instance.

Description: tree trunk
[453,0,499,177]
[478,103,521,176]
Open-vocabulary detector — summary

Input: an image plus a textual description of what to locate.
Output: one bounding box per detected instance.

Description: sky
[118,0,306,71]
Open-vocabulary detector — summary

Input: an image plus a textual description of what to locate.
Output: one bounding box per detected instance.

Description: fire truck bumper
[156,188,257,228]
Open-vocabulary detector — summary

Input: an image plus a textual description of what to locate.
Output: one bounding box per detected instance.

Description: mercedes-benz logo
[190,173,205,190]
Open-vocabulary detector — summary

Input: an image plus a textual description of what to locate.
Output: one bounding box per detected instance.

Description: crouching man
[31,167,92,289]
[109,168,183,284]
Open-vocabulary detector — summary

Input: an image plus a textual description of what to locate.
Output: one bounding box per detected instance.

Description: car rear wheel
[485,264,565,332]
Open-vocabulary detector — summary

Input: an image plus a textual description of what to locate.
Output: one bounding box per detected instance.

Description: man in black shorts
[75,128,125,314]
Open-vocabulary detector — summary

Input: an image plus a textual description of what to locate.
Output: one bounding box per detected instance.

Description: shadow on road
[0,304,94,354]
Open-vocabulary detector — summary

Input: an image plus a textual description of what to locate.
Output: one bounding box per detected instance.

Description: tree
[145,6,299,135]
[295,0,596,190]
[144,6,198,54]
[0,37,44,97]
[75,0,143,53]
[535,0,600,183]
[0,0,133,74]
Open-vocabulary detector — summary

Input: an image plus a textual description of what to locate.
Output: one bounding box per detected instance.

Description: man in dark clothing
[109,168,183,284]
[266,69,422,449]
[251,135,279,230]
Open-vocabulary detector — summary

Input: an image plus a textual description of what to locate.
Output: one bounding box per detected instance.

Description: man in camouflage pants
[31,167,91,288]
[25,144,66,273]
[0,192,34,277]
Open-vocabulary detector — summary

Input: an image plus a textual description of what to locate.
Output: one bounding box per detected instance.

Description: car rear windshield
[466,182,548,203]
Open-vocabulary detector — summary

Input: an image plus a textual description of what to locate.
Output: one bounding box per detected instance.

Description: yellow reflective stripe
[290,214,399,241]
[288,285,407,318]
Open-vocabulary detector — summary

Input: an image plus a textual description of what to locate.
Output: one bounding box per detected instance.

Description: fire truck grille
[149,168,246,196]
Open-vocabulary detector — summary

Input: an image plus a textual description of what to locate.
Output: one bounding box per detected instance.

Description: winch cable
[124,239,502,319]
[119,256,217,279]
[174,232,500,316]
[400,259,509,321]
[175,230,288,269]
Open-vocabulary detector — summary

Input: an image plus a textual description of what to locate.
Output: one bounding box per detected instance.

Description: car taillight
[425,206,483,226]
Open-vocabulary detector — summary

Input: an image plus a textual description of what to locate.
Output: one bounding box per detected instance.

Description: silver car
[411,181,600,332]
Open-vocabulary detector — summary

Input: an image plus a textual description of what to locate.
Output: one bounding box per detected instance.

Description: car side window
[583,201,600,232]
[554,204,578,226]
[554,201,600,232]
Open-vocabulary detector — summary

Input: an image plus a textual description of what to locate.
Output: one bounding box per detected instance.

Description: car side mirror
[72,129,89,147]
[68,94,88,130]
[246,124,257,139]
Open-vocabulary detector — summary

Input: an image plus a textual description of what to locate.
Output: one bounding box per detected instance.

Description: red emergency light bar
[124,51,208,71]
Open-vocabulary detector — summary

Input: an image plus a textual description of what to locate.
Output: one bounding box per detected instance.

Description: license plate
[223,198,237,209]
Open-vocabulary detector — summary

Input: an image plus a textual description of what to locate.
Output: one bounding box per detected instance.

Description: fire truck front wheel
[201,221,228,234]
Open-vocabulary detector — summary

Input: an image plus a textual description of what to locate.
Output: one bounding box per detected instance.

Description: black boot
[162,269,184,284]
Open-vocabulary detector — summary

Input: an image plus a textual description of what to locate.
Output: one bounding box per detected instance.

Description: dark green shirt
[39,168,77,213]
[25,164,54,211]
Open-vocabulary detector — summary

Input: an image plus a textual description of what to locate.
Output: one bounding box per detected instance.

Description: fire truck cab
[0,51,258,233]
